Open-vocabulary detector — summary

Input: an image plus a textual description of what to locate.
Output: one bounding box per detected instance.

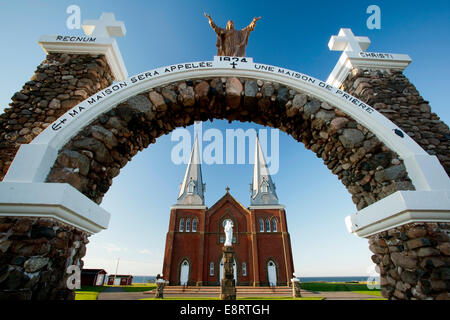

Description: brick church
[162,135,295,286]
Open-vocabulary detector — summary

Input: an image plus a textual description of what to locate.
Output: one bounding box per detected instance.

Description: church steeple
[250,135,279,205]
[177,135,205,206]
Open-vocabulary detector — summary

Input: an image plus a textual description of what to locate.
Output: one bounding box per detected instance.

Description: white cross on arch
[82,12,126,38]
[328,28,370,53]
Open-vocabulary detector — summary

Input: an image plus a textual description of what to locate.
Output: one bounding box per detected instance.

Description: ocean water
[132,275,157,283]
[130,275,378,284]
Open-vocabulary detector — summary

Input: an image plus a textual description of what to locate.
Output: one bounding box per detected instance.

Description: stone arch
[13,76,422,208]
[1,61,449,300]
[4,64,448,196]
[4,67,447,234]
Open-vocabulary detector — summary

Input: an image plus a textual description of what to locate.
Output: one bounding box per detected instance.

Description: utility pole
[112,258,120,285]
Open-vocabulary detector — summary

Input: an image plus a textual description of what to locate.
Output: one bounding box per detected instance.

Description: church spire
[177,135,205,205]
[250,135,279,205]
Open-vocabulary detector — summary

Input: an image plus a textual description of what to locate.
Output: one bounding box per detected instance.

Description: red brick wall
[162,194,294,286]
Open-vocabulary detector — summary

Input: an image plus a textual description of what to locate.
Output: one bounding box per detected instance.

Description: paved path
[97,288,379,300]
[319,292,380,300]
[97,287,148,300]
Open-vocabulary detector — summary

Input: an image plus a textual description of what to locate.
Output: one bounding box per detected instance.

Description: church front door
[268,261,277,286]
[180,260,189,285]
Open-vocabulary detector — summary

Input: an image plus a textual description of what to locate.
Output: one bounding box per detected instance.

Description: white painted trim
[346,190,450,238]
[2,58,449,238]
[38,35,128,80]
[2,144,58,183]
[248,205,286,210]
[326,51,412,88]
[0,182,110,234]
[4,58,447,194]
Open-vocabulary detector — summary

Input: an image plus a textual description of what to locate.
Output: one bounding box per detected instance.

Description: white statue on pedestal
[224,220,233,246]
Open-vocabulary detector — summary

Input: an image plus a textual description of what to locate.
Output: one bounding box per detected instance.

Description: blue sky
[1,1,449,277]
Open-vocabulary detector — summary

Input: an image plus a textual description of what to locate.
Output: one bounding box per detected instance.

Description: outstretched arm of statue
[204,12,220,33]
[245,16,261,31]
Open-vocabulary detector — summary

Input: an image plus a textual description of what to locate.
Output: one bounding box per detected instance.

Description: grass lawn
[352,291,383,297]
[122,283,157,292]
[300,282,380,293]
[75,286,107,300]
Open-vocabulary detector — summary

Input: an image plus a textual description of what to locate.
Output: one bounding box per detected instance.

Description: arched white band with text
[3,56,449,237]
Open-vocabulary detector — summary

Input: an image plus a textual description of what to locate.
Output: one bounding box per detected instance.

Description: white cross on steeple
[82,12,126,38]
[328,28,370,53]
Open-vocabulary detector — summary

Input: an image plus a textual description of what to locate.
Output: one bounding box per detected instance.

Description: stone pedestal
[220,246,236,300]
[0,216,89,300]
[291,278,301,298]
[369,222,450,300]
[155,280,165,298]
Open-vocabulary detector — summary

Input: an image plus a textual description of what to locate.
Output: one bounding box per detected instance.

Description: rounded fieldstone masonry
[341,68,450,175]
[1,54,449,300]
[45,77,414,209]
[0,53,114,180]
[342,68,449,300]
[0,52,114,300]
[0,216,89,300]
[369,222,450,300]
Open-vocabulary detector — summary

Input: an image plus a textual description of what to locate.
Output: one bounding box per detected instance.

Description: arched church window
[186,219,191,232]
[272,218,277,232]
[187,179,195,194]
[179,218,184,232]
[259,219,264,232]
[266,219,271,232]
[209,262,214,276]
[242,262,247,276]
[192,219,198,232]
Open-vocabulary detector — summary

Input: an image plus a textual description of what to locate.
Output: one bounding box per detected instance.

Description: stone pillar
[0,16,125,300]
[220,246,236,300]
[291,278,301,298]
[341,68,450,175]
[155,279,165,299]
[369,222,450,300]
[327,29,450,300]
[0,216,89,300]
[0,52,114,180]
[338,58,450,301]
[0,181,110,301]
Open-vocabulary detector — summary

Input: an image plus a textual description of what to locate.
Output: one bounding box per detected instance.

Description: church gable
[206,192,249,233]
